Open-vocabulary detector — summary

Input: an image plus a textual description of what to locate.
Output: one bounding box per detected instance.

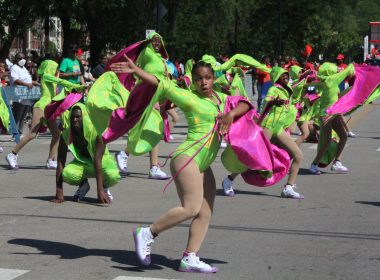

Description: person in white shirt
[10,53,40,134]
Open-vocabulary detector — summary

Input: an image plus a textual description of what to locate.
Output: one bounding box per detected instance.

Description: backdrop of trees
[0,0,379,64]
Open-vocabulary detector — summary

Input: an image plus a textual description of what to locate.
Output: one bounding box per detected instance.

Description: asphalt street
[0,102,380,280]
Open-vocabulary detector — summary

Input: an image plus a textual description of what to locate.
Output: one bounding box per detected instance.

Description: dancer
[258,67,303,198]
[309,62,354,175]
[52,103,120,203]
[5,60,84,169]
[114,32,170,179]
[112,56,250,272]
[221,65,302,199]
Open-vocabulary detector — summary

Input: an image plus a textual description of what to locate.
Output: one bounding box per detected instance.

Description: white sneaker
[6,152,18,169]
[115,151,128,174]
[331,160,349,173]
[104,187,113,202]
[309,163,321,175]
[348,131,356,138]
[149,166,171,180]
[169,135,174,140]
[46,159,57,169]
[281,184,304,199]
[179,252,218,273]
[222,177,235,196]
[220,141,228,149]
[133,227,154,266]
[0,146,3,153]
[73,179,90,201]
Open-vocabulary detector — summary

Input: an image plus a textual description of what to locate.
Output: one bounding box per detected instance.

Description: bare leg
[332,115,348,161]
[312,117,333,165]
[167,108,179,130]
[186,167,216,252]
[150,145,159,167]
[295,121,310,146]
[12,108,44,154]
[275,130,303,185]
[47,119,60,160]
[150,155,204,235]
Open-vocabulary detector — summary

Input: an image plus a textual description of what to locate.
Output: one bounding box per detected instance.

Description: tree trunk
[0,0,32,59]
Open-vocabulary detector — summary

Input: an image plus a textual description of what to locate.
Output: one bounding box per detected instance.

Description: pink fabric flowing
[224,96,290,187]
[102,82,157,143]
[44,93,82,122]
[104,41,146,91]
[327,65,380,115]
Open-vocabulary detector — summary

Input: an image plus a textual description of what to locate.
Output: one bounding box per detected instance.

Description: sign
[2,86,41,102]
[364,35,369,60]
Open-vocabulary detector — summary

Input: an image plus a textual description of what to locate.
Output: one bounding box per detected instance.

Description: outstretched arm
[110,54,159,86]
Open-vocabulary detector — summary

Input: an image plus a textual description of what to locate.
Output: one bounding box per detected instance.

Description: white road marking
[0,268,29,280]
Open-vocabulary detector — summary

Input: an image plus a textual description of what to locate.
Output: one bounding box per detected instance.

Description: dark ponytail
[191,61,214,77]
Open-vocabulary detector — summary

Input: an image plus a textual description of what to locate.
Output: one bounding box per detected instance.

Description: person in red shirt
[256,56,272,111]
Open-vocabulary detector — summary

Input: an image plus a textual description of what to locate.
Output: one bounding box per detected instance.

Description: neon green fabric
[86,71,130,136]
[156,80,227,172]
[127,108,163,155]
[214,54,270,73]
[43,73,85,103]
[261,67,297,136]
[34,60,59,110]
[62,158,120,187]
[125,32,169,155]
[184,59,194,75]
[61,103,120,187]
[318,63,354,117]
[0,89,10,131]
[136,32,169,81]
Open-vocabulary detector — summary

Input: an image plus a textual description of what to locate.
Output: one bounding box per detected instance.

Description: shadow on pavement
[8,238,226,272]
[23,196,112,207]
[355,201,380,207]
[216,189,278,197]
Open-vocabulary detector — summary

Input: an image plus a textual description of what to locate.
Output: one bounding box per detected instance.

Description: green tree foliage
[0,0,379,62]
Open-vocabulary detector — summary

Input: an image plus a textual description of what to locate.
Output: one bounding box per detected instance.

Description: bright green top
[61,103,111,164]
[318,63,354,117]
[261,67,297,136]
[35,60,84,110]
[158,80,227,172]
[136,32,169,82]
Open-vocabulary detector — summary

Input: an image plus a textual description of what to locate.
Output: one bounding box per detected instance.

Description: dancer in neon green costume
[113,57,250,272]
[5,60,84,170]
[261,67,298,136]
[52,103,120,204]
[115,32,171,179]
[309,62,354,175]
[259,66,304,198]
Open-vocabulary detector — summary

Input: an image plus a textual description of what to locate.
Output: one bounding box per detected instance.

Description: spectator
[0,62,9,86]
[59,45,83,86]
[10,53,40,134]
[92,56,108,79]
